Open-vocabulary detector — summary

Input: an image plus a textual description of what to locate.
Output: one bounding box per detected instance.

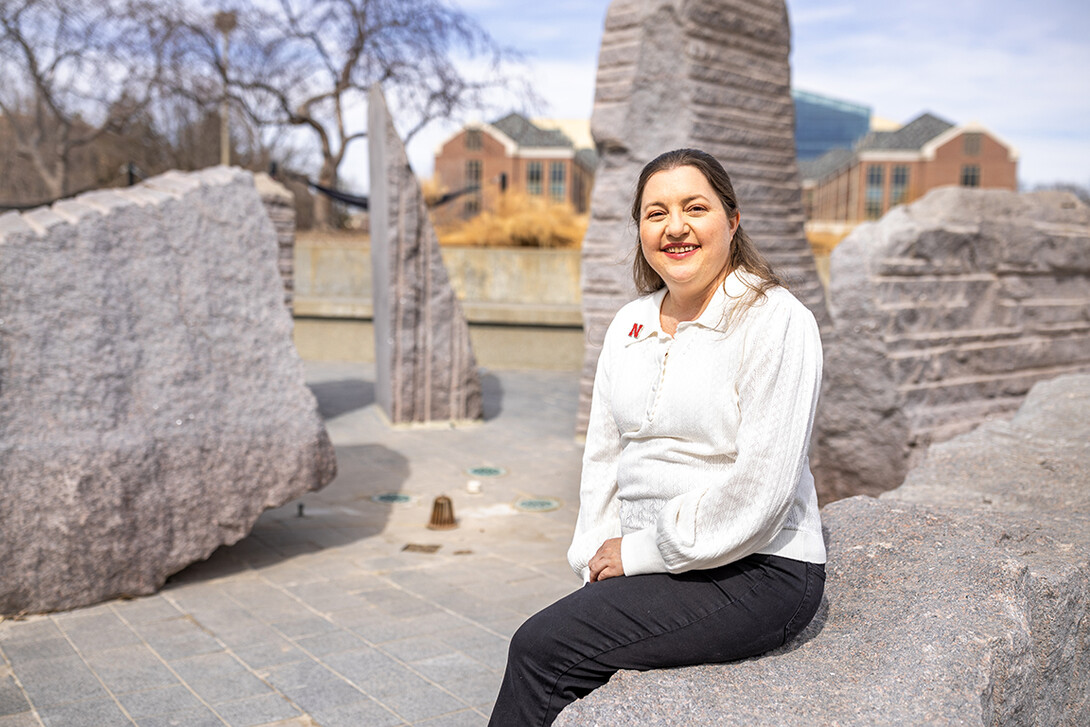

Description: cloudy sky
[394,0,1089,189]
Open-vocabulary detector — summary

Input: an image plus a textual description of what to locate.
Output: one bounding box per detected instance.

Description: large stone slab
[812,187,1090,500]
[577,0,829,432]
[367,84,483,424]
[0,168,337,614]
[556,373,1090,726]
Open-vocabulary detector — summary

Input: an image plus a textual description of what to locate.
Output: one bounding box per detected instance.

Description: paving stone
[116,685,205,718]
[17,657,109,707]
[231,639,307,670]
[0,712,42,727]
[0,674,30,716]
[307,699,404,727]
[318,647,401,686]
[409,653,493,685]
[182,671,271,706]
[2,638,77,666]
[441,673,501,707]
[130,619,223,660]
[268,615,338,640]
[377,681,467,723]
[213,693,301,727]
[110,598,182,625]
[0,619,61,644]
[37,697,130,727]
[135,707,224,727]
[85,646,178,694]
[381,636,456,664]
[55,612,140,653]
[413,709,489,727]
[291,629,364,657]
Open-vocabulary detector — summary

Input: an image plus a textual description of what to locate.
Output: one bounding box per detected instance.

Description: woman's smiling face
[638,165,739,304]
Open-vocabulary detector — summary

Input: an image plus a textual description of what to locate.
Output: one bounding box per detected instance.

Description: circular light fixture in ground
[514,497,561,513]
[371,493,413,504]
[467,466,506,478]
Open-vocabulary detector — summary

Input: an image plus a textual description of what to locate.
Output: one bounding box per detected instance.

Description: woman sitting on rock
[489,148,828,727]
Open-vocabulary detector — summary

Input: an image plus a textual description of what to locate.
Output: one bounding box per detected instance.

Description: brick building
[432,113,597,224]
[800,113,1018,225]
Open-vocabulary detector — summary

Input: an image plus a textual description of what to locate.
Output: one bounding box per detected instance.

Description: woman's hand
[588,537,624,582]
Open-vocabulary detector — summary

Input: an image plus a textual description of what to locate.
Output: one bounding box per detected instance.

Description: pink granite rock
[367,84,483,425]
[0,168,336,614]
[812,188,1090,500]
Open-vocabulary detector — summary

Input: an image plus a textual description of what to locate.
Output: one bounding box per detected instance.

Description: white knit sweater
[568,270,827,581]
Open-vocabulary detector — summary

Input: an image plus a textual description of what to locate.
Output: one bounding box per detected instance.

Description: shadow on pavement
[165,442,410,587]
[308,378,375,420]
[482,371,503,421]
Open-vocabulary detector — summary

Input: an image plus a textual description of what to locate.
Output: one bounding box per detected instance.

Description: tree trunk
[313,158,338,228]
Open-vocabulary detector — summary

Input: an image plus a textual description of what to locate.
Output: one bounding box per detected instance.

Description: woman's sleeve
[566,334,623,582]
[620,299,822,575]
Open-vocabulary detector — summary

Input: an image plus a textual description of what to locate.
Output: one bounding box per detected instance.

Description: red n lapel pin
[628,323,643,339]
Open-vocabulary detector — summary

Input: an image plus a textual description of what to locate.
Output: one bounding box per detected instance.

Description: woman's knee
[783,562,825,643]
[507,608,563,667]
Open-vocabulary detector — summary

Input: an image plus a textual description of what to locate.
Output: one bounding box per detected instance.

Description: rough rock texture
[813,188,1090,501]
[255,172,296,313]
[367,84,483,424]
[0,168,337,615]
[556,373,1090,726]
[577,0,829,433]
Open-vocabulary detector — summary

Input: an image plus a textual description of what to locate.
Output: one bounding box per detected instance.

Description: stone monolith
[577,0,829,432]
[556,373,1090,726]
[0,168,337,614]
[367,84,483,424]
[813,187,1090,500]
[255,171,296,313]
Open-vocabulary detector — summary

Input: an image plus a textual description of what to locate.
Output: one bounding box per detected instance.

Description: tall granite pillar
[578,0,828,433]
[367,84,483,425]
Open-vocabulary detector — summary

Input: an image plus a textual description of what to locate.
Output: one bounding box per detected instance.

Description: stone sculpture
[556,373,1090,726]
[367,84,483,424]
[578,0,829,432]
[255,172,296,313]
[0,168,337,614]
[813,187,1090,500]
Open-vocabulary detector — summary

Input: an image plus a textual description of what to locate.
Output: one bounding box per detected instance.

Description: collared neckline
[688,269,757,332]
[623,270,759,344]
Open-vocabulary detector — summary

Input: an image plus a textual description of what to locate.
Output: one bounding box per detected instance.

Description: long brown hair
[631,149,783,300]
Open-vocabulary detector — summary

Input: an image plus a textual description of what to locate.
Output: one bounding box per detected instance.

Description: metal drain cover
[371,493,413,504]
[467,466,506,477]
[514,497,561,513]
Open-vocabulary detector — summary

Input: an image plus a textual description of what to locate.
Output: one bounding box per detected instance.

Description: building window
[527,161,543,195]
[465,129,482,150]
[549,162,566,201]
[865,164,884,219]
[890,165,909,206]
[960,164,980,187]
[464,160,482,217]
[465,159,481,188]
[963,133,981,156]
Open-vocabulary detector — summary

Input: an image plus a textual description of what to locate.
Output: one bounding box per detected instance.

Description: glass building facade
[792,89,871,161]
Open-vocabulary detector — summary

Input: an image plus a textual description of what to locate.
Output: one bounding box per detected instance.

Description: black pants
[489,554,825,727]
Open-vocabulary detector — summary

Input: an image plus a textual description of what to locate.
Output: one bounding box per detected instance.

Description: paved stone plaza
[0,362,586,726]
